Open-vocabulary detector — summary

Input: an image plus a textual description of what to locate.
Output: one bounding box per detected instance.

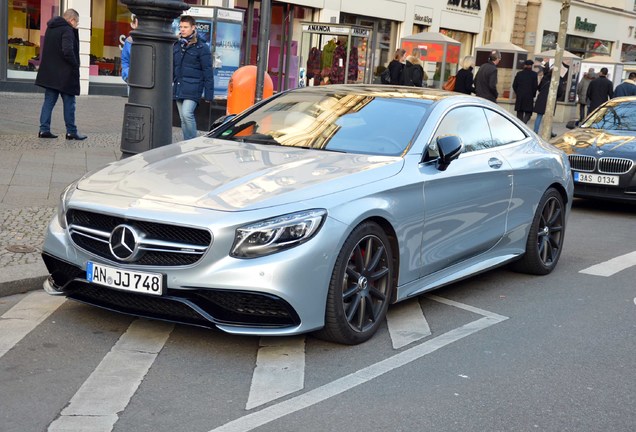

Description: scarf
[179,32,196,48]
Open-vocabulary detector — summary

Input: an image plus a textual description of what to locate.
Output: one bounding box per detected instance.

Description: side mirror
[209,114,236,132]
[566,120,578,130]
[436,135,463,171]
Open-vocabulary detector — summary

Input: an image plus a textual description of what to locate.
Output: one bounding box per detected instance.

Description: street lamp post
[120,0,189,157]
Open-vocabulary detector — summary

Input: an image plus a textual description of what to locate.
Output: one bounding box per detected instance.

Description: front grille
[42,253,86,288]
[66,209,212,267]
[598,157,634,174]
[568,155,595,171]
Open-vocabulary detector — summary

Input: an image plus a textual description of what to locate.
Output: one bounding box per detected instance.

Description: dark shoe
[550,132,557,138]
[65,132,87,140]
[38,131,58,138]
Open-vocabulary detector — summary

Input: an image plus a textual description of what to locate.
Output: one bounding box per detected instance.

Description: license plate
[86,261,164,296]
[573,171,619,186]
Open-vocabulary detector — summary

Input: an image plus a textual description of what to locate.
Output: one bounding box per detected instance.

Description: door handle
[488,158,503,169]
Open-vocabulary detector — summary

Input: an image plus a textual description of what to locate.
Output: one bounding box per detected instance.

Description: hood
[551,128,636,155]
[77,138,404,211]
[406,56,423,66]
[47,16,71,29]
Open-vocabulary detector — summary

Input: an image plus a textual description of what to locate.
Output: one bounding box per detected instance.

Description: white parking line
[0,291,66,359]
[386,298,431,349]
[246,336,306,410]
[209,300,508,432]
[48,319,174,432]
[579,251,636,277]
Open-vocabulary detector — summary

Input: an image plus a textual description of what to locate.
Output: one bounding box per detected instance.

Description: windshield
[582,101,636,131]
[210,89,431,156]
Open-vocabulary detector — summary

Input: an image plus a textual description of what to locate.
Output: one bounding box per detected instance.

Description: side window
[483,109,527,146]
[430,106,492,154]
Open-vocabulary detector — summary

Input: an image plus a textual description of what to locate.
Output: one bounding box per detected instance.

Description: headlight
[57,180,79,229]
[231,209,327,258]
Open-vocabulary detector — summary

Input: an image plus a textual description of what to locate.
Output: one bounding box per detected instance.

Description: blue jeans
[176,99,199,140]
[533,114,543,133]
[39,88,77,134]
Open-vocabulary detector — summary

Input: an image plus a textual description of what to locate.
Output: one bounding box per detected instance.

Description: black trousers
[517,111,532,124]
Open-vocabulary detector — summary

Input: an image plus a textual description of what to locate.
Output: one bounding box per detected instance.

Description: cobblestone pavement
[0,92,182,279]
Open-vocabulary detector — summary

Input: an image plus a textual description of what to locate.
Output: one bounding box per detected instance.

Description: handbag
[442,75,456,91]
[381,68,391,84]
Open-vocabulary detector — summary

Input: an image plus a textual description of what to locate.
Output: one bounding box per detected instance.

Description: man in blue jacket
[173,15,214,140]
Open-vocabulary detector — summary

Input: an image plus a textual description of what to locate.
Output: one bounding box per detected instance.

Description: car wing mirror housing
[209,114,237,132]
[436,135,463,171]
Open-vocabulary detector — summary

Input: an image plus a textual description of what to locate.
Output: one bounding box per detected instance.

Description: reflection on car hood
[552,128,636,155]
[77,138,404,211]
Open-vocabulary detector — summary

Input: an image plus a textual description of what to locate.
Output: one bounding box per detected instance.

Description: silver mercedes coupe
[42,85,574,344]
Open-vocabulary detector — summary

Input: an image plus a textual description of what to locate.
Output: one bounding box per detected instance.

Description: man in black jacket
[35,9,86,140]
[586,67,613,112]
[474,50,501,102]
[512,60,538,123]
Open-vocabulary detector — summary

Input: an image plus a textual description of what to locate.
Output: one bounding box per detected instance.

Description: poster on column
[214,20,242,98]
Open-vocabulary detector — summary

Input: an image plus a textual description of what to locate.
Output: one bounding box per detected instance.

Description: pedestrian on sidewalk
[454,56,475,95]
[474,50,501,103]
[35,8,87,140]
[173,15,214,141]
[587,67,613,112]
[400,48,426,87]
[121,14,138,92]
[612,72,636,97]
[576,68,595,123]
[512,59,538,124]
[533,61,563,137]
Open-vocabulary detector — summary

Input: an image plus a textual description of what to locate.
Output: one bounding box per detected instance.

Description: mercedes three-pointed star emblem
[109,224,140,261]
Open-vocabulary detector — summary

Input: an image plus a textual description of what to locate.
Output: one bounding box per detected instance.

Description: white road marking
[579,251,636,277]
[48,319,174,432]
[386,298,431,349]
[0,291,66,359]
[246,336,306,410]
[209,299,508,432]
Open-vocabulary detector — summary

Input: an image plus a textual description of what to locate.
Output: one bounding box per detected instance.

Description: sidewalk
[0,92,185,297]
[0,91,570,298]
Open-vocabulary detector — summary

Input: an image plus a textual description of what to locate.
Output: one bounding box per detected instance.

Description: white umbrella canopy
[536,49,581,59]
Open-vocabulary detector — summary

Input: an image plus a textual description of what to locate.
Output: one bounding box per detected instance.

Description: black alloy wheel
[316,222,394,345]
[512,188,566,275]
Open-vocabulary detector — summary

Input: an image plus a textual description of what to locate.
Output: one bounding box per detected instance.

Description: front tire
[316,222,394,345]
[512,188,565,275]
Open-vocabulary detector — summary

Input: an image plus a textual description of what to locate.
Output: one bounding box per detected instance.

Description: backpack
[380,68,391,84]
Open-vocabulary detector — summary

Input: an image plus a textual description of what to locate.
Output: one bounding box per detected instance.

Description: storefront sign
[414,6,434,25]
[446,0,481,16]
[302,24,369,37]
[575,17,597,32]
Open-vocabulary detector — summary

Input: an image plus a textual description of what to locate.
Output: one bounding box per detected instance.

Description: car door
[419,105,513,276]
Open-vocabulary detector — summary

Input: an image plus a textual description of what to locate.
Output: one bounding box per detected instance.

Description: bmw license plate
[573,172,619,186]
[86,261,164,296]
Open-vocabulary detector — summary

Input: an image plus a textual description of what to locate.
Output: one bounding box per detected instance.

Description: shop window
[7,0,51,74]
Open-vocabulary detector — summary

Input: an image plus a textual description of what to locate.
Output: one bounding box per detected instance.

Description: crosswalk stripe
[0,291,66,359]
[386,298,431,349]
[579,251,636,277]
[48,319,174,432]
[246,336,305,410]
[209,311,508,432]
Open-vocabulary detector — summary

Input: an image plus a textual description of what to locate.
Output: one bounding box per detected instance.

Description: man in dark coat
[173,15,214,140]
[512,59,538,123]
[35,9,86,140]
[586,67,613,112]
[474,50,501,102]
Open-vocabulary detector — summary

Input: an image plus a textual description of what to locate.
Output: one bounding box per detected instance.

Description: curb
[0,262,48,298]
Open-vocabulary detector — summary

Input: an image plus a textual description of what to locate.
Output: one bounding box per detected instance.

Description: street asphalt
[0,90,570,298]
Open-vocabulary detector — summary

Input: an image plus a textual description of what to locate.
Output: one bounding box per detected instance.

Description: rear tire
[512,188,565,275]
[315,222,394,345]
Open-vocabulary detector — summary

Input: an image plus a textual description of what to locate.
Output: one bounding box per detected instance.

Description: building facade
[2,0,635,95]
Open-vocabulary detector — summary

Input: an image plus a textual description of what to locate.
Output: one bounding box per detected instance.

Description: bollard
[120,0,189,157]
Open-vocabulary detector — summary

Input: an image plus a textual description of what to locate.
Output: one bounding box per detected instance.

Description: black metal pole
[120,0,189,157]
[255,0,271,103]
